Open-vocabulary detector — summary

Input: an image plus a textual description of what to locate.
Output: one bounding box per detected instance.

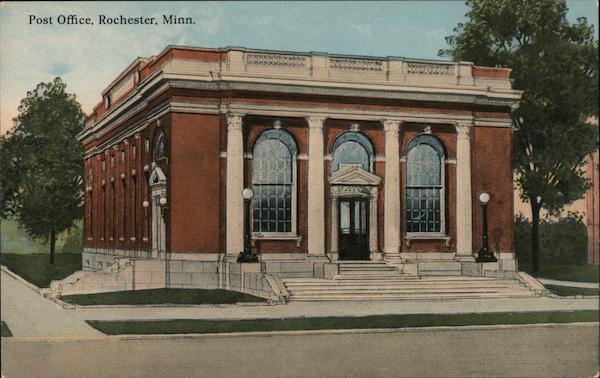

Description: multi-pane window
[406,135,444,233]
[252,129,296,234]
[332,132,373,172]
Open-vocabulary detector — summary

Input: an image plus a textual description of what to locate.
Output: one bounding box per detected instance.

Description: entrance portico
[329,166,381,261]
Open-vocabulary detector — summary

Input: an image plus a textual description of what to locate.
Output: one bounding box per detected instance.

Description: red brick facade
[79,46,520,271]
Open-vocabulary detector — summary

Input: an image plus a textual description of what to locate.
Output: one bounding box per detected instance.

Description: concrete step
[286,284,529,290]
[288,292,537,301]
[282,275,537,301]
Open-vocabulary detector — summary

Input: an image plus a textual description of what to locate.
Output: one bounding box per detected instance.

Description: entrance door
[339,198,369,260]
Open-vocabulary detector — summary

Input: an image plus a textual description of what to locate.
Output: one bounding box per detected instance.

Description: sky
[1,1,598,135]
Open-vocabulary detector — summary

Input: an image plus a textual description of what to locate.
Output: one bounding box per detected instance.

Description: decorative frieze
[330,57,383,71]
[246,53,307,68]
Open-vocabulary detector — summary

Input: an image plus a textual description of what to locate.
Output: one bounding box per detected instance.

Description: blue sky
[0,1,597,134]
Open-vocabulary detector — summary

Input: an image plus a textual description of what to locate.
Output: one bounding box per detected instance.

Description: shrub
[514,212,588,267]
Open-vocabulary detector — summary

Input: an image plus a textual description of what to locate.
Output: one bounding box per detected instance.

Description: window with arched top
[405,135,445,234]
[252,129,297,234]
[332,132,373,172]
[154,133,166,161]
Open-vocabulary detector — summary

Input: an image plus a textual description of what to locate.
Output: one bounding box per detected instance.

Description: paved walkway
[538,278,599,289]
[1,268,598,339]
[0,269,101,338]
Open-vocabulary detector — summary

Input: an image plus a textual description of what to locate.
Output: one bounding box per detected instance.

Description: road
[2,324,598,378]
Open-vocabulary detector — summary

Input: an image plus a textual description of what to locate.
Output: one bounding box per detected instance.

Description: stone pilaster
[369,187,381,261]
[455,122,474,260]
[330,196,339,260]
[307,116,326,258]
[225,114,244,257]
[383,120,402,261]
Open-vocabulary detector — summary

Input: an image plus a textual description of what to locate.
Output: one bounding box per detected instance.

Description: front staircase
[282,261,539,301]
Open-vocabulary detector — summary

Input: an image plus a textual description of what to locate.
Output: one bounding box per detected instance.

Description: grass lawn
[545,285,599,297]
[61,288,266,305]
[523,264,599,283]
[1,321,13,337]
[0,253,81,288]
[87,310,599,335]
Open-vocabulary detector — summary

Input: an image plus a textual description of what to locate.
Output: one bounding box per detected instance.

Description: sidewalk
[1,268,598,339]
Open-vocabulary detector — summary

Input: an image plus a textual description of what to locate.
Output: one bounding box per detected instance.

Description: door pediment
[329,166,381,186]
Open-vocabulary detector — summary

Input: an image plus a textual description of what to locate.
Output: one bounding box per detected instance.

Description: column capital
[382,119,401,138]
[455,122,473,139]
[226,113,244,130]
[306,116,326,130]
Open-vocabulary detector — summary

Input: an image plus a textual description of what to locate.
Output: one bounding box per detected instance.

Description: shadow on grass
[61,288,266,306]
[545,285,599,297]
[87,311,599,335]
[521,263,599,283]
[1,253,81,288]
[1,321,13,337]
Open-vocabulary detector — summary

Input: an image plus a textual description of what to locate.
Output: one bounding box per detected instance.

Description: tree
[0,77,84,264]
[440,0,599,273]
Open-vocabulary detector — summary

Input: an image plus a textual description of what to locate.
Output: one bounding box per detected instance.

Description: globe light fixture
[238,187,258,262]
[476,191,497,262]
[479,192,490,204]
[159,197,167,206]
[242,188,254,200]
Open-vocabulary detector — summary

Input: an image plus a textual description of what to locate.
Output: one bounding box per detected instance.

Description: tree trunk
[530,201,541,274]
[50,229,56,265]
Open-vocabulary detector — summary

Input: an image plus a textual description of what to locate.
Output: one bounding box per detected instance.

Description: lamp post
[238,188,258,262]
[476,191,497,262]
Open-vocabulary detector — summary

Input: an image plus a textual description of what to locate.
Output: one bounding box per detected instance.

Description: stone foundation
[74,249,520,300]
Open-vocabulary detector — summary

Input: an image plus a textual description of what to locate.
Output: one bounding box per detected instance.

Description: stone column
[307,116,326,258]
[369,187,381,260]
[455,122,474,260]
[226,114,245,257]
[383,120,402,261]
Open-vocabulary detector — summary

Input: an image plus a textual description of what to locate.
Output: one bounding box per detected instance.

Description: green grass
[87,310,599,335]
[61,288,266,305]
[1,321,13,337]
[0,253,81,288]
[545,285,599,297]
[523,263,599,283]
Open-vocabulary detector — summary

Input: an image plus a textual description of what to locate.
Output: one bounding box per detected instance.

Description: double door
[339,198,369,260]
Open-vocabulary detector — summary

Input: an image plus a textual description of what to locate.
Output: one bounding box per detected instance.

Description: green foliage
[0,78,84,262]
[61,220,83,254]
[441,0,598,213]
[0,253,82,288]
[441,0,598,272]
[514,213,588,265]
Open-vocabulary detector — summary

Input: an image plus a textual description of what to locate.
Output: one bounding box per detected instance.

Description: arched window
[406,135,445,234]
[154,132,166,161]
[252,129,297,234]
[332,132,373,172]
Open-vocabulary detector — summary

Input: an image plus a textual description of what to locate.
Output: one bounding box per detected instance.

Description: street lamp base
[475,248,498,263]
[237,251,259,263]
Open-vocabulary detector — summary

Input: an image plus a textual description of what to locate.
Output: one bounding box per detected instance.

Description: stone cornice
[80,69,519,144]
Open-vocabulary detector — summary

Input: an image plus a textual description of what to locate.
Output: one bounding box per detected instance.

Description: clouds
[1,1,597,135]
